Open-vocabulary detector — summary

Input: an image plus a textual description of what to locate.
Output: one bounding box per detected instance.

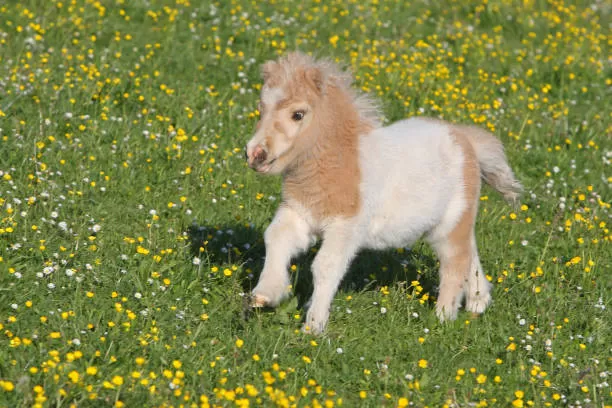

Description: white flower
[192,257,201,265]
[380,307,387,314]
[135,292,142,299]
[47,283,56,289]
[336,348,343,354]
[92,224,101,233]
[72,338,81,346]
[65,269,74,277]
[519,318,526,326]
[11,304,18,310]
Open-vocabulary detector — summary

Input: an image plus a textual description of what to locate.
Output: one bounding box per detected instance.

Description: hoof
[250,293,271,308]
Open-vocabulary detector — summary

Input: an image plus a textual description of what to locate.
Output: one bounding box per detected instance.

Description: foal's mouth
[252,157,277,174]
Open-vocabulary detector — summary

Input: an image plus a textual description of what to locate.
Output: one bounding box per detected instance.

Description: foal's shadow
[187,223,438,312]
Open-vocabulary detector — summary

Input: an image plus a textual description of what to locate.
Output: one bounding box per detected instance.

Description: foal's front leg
[252,205,312,307]
[305,221,359,334]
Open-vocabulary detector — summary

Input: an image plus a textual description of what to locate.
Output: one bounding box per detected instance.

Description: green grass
[0,0,610,407]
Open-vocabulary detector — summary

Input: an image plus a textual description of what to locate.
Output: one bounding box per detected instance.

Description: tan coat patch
[447,126,481,251]
[434,126,483,313]
[257,52,380,223]
[282,83,372,222]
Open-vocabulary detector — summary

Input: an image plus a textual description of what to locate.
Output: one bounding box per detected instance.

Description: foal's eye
[292,110,305,121]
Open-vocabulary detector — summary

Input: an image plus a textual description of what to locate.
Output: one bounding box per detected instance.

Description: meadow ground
[0,0,610,407]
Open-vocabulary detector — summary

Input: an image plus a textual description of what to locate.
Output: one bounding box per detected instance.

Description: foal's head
[245,52,328,174]
[245,52,377,175]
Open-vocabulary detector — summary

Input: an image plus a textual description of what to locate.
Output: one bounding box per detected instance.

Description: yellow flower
[329,35,339,47]
[86,367,98,376]
[418,359,428,368]
[111,376,124,386]
[0,381,15,391]
[136,246,150,255]
[68,371,80,383]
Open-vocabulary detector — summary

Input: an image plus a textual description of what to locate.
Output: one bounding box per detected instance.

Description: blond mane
[265,52,382,129]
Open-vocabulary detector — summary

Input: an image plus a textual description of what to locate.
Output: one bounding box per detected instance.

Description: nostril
[252,145,267,164]
[257,149,267,163]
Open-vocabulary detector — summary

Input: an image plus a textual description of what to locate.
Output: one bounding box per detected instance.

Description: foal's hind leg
[464,245,491,314]
[431,237,471,321]
[431,228,491,320]
[431,127,492,320]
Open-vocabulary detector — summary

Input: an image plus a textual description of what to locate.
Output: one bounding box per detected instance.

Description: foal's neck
[282,88,371,221]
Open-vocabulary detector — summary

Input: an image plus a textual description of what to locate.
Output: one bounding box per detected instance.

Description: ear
[261,61,278,84]
[303,67,325,94]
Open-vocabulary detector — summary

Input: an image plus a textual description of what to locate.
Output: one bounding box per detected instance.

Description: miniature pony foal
[245,52,522,334]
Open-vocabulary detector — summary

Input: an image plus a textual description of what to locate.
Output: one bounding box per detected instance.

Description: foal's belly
[362,211,437,250]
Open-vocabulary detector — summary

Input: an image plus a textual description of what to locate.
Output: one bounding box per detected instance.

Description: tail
[462,126,523,204]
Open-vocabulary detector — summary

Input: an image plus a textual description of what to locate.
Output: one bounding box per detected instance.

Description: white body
[358,118,465,250]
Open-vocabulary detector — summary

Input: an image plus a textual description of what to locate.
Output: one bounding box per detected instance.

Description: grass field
[0,0,610,406]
